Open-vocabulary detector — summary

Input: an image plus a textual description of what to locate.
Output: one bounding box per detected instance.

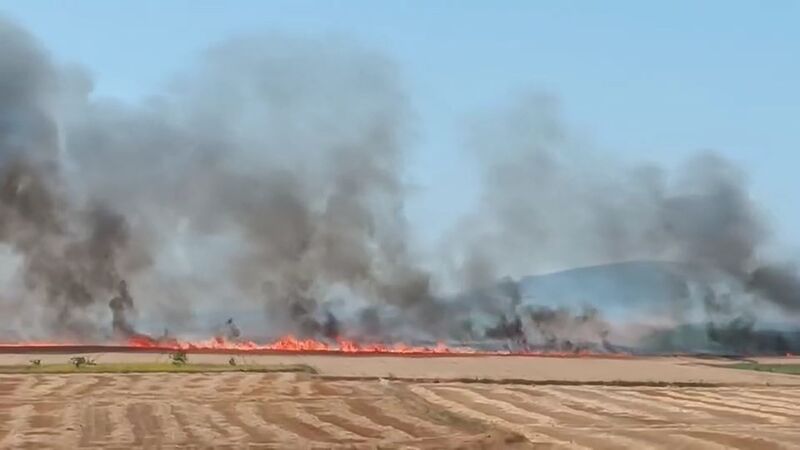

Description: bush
[69,357,96,368]
[170,351,188,365]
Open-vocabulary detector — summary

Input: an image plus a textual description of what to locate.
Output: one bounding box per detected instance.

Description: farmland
[1,354,799,448]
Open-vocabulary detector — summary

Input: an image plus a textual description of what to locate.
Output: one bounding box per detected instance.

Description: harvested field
[1,354,799,448]
[3,352,800,385]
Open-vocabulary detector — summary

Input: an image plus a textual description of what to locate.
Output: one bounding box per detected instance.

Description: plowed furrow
[663,432,732,449]
[59,402,82,448]
[545,387,672,426]
[638,389,792,424]
[0,404,34,447]
[28,375,68,399]
[308,398,397,440]
[106,402,135,444]
[675,389,800,418]
[234,402,315,445]
[206,404,250,442]
[6,376,33,397]
[344,397,438,438]
[2,368,800,448]
[151,402,189,443]
[257,402,340,443]
[171,402,226,442]
[231,373,257,397]
[126,402,162,446]
[551,386,712,424]
[490,387,607,424]
[80,404,110,445]
[742,388,800,403]
[287,402,365,443]
[59,375,99,398]
[28,404,61,438]
[737,427,800,449]
[600,388,716,421]
[408,385,576,447]
[73,375,115,397]
[736,389,800,405]
[682,429,787,450]
[429,385,556,425]
[310,379,344,396]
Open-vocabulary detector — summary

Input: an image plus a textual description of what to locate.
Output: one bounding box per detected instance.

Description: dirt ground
[1,354,800,449]
[3,352,800,385]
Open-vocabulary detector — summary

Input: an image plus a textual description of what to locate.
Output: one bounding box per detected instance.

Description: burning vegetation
[0,17,799,357]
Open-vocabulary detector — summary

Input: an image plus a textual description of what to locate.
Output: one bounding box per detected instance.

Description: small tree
[170,351,188,365]
[69,357,95,368]
[29,359,41,368]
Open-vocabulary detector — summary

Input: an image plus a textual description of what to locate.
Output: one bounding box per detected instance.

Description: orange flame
[127,334,478,354]
[0,335,630,358]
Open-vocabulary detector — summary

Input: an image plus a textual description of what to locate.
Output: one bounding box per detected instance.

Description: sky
[2,0,799,253]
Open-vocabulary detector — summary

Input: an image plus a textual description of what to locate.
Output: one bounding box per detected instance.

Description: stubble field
[1,353,799,449]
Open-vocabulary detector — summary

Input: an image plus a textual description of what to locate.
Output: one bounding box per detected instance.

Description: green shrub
[69,357,96,368]
[170,351,188,365]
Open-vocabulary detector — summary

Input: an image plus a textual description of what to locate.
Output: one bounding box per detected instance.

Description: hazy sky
[2,1,799,251]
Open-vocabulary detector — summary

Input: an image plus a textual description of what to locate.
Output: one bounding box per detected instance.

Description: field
[1,353,800,449]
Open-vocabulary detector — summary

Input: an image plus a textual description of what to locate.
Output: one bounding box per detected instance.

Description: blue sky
[2,1,799,251]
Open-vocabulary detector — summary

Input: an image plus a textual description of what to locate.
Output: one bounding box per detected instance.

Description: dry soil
[0,354,799,449]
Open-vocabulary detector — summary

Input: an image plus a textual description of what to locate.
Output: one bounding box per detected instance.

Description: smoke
[0,20,146,338]
[1,19,438,341]
[218,318,241,341]
[748,264,800,312]
[525,306,612,352]
[108,280,135,338]
[453,96,764,277]
[0,17,798,353]
[449,95,800,350]
[165,35,437,338]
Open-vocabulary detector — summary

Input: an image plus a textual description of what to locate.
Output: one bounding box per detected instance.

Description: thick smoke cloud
[0,20,146,338]
[2,19,436,341]
[109,280,135,338]
[0,17,798,353]
[450,95,800,350]
[453,96,765,279]
[748,264,800,313]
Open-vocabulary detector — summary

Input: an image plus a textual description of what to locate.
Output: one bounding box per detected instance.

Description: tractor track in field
[0,371,799,448]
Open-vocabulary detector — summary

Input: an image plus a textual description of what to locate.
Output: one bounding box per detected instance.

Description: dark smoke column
[0,19,148,339]
[108,280,135,339]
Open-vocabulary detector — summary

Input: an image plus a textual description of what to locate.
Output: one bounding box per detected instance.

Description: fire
[0,334,629,357]
[126,334,479,355]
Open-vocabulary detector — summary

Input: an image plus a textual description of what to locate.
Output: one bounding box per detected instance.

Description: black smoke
[0,17,798,354]
[0,20,145,339]
[108,280,135,338]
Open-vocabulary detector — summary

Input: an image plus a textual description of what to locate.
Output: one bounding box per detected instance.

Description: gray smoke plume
[0,17,797,353]
[451,95,800,351]
[524,305,611,352]
[748,264,800,312]
[108,280,135,338]
[218,318,241,341]
[453,96,765,278]
[1,19,437,341]
[0,19,146,339]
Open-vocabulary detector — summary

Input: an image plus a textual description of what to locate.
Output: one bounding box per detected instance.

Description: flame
[127,334,480,354]
[0,334,628,357]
